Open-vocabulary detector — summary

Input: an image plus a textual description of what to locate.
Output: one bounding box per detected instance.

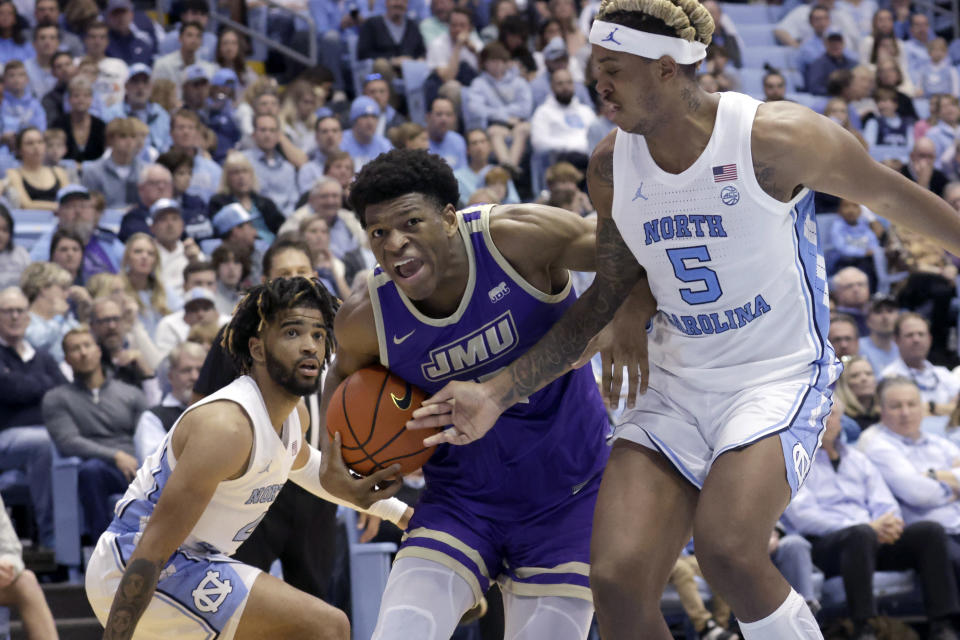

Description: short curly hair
[348,149,460,227]
[222,277,340,373]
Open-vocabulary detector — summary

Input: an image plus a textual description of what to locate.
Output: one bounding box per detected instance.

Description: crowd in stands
[0,0,955,636]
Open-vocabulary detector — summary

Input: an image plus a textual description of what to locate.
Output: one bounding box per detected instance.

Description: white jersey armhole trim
[736,97,811,213]
[165,397,259,487]
[366,269,391,369]
[480,205,572,303]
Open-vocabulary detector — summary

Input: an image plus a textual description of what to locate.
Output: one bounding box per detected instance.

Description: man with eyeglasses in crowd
[0,287,59,553]
[880,312,959,418]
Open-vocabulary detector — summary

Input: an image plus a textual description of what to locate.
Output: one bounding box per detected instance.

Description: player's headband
[589,20,707,64]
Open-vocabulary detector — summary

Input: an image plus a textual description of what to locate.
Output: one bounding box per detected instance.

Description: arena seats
[339,508,397,640]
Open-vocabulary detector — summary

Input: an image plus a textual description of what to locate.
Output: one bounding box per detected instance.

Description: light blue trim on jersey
[115,440,173,523]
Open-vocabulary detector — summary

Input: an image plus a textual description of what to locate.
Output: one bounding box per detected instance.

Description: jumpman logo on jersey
[602,27,622,45]
[632,183,647,201]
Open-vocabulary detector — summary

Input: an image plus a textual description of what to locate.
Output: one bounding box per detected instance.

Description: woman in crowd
[298,216,349,299]
[834,355,880,437]
[6,128,69,211]
[49,228,86,286]
[21,261,89,362]
[0,205,29,289]
[0,0,33,64]
[210,243,249,316]
[216,27,259,95]
[208,151,284,243]
[53,76,106,162]
[120,233,171,338]
[280,79,321,156]
[874,57,920,120]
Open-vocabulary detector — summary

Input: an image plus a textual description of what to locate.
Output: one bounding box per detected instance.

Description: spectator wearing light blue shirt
[903,14,933,80]
[786,394,960,639]
[123,64,172,154]
[829,199,881,285]
[0,0,34,65]
[454,128,519,207]
[340,96,393,172]
[426,97,467,171]
[858,376,960,588]
[880,313,960,416]
[24,22,58,100]
[926,96,960,168]
[242,113,298,215]
[465,41,532,172]
[859,295,900,375]
[297,115,343,195]
[1,60,45,135]
[916,38,960,98]
[157,0,216,62]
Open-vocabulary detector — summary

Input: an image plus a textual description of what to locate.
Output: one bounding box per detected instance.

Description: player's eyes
[406,218,421,227]
[286,329,298,337]
[370,229,384,239]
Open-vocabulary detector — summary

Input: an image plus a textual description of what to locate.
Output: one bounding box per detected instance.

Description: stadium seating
[736,24,778,48]
[339,508,397,640]
[719,2,781,26]
[741,46,797,72]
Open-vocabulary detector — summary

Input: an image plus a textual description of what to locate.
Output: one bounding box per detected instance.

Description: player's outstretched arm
[754,101,960,255]
[102,404,254,640]
[409,132,647,445]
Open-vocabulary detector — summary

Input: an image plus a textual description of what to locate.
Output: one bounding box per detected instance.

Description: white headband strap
[589,20,707,64]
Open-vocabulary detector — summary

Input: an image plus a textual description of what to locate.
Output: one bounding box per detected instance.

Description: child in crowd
[829,198,882,289]
[43,128,77,180]
[917,38,960,98]
[863,87,915,149]
[0,61,46,141]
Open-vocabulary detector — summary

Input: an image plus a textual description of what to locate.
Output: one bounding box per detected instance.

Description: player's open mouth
[394,257,424,279]
[297,360,320,376]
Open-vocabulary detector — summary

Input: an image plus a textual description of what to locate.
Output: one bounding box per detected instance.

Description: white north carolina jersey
[612,91,838,391]
[110,375,302,557]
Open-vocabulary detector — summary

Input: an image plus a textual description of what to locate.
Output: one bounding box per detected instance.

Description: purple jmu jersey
[368,204,610,518]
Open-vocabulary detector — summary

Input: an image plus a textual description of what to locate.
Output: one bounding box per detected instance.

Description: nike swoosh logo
[572,479,589,495]
[391,382,413,410]
[393,330,415,345]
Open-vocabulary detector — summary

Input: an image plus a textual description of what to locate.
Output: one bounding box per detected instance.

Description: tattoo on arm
[497,218,643,407]
[103,558,162,640]
[589,147,614,186]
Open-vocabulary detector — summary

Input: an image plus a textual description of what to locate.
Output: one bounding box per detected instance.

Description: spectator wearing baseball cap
[153,21,216,96]
[804,28,857,96]
[124,63,173,154]
[149,198,204,300]
[104,0,154,67]
[340,95,393,172]
[155,148,213,242]
[211,202,264,282]
[154,285,226,358]
[529,36,592,107]
[203,68,242,162]
[859,294,901,376]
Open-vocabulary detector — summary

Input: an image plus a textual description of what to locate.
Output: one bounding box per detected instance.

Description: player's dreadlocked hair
[597,0,714,77]
[348,149,460,227]
[221,277,340,373]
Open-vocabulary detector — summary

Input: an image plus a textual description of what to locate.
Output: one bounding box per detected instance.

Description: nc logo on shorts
[192,570,233,613]
[792,442,811,484]
[720,185,740,206]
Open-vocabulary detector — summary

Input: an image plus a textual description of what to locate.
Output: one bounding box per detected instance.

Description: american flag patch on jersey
[712,164,738,182]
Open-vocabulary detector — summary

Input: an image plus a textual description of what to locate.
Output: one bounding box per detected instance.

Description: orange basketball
[326,365,440,475]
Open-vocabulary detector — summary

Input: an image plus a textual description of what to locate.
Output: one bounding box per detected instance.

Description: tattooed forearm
[103,558,162,640]
[496,218,643,407]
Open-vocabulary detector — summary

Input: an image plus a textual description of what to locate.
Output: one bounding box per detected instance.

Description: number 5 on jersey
[666,246,723,305]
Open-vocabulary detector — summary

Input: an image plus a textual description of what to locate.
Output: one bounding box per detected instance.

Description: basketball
[326,365,440,475]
